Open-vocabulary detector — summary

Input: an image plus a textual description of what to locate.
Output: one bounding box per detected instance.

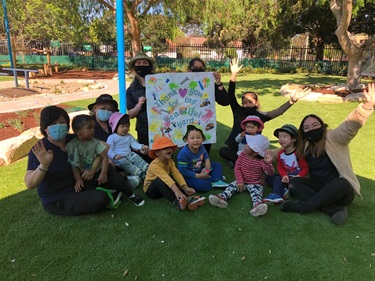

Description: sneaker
[282,188,290,200]
[187,195,206,211]
[263,193,284,204]
[126,175,140,188]
[208,194,228,208]
[138,171,146,181]
[250,202,268,217]
[128,193,145,207]
[212,180,229,188]
[174,196,188,210]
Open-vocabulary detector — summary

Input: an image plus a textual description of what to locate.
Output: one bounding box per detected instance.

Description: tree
[95,0,205,56]
[329,0,375,88]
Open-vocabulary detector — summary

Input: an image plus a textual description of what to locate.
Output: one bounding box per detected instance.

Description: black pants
[137,131,153,163]
[145,178,186,203]
[219,146,238,163]
[289,177,354,214]
[45,189,109,216]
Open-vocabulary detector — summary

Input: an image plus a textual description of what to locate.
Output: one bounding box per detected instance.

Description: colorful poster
[145,72,216,147]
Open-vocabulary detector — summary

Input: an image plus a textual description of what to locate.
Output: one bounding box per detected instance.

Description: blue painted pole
[2,0,18,87]
[116,0,126,113]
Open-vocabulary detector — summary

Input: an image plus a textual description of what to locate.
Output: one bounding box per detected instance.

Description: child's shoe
[250,202,268,217]
[263,193,284,204]
[212,180,229,188]
[138,171,146,181]
[187,195,206,211]
[174,196,188,210]
[282,188,290,200]
[126,175,140,188]
[208,194,228,208]
[128,193,145,206]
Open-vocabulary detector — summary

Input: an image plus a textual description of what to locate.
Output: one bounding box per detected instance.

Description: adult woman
[126,52,155,163]
[219,58,308,168]
[88,93,119,141]
[187,58,230,154]
[281,84,374,225]
[24,106,109,215]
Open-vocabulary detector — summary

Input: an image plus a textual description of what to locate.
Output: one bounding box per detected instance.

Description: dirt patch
[0,70,117,140]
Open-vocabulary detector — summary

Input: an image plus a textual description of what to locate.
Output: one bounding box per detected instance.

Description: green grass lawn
[1,73,374,280]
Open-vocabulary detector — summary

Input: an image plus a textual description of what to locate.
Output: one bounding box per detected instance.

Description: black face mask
[134,65,153,77]
[191,68,204,72]
[303,127,324,143]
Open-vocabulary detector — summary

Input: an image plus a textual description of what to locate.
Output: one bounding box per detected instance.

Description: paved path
[0,79,127,113]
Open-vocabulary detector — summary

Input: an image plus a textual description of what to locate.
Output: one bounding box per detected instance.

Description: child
[107,112,149,182]
[143,137,205,210]
[66,114,145,207]
[177,124,228,192]
[235,115,264,155]
[209,134,274,217]
[263,124,309,203]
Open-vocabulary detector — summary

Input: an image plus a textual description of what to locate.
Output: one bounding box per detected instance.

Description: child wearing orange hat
[143,137,206,210]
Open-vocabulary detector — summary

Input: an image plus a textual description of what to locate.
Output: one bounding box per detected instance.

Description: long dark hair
[187,58,206,71]
[40,106,70,137]
[296,114,328,159]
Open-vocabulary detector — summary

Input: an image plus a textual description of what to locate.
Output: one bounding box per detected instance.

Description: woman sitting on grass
[280,83,375,225]
[24,106,111,216]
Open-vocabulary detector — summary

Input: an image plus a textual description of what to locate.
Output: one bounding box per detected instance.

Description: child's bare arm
[72,167,83,192]
[97,150,108,185]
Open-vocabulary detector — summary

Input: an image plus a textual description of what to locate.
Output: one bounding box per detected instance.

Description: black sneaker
[128,193,145,207]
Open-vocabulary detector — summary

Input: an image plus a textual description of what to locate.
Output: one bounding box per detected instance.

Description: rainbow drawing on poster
[145,72,216,147]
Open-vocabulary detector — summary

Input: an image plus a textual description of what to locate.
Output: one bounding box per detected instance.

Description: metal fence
[0,39,373,74]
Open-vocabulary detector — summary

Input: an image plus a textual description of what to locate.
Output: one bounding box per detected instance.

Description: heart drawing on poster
[179,88,187,98]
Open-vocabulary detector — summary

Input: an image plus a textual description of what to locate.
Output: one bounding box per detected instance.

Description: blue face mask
[97,109,113,122]
[48,124,68,141]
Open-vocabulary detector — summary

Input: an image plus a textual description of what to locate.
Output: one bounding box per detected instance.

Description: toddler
[235,115,264,155]
[143,137,205,211]
[209,134,274,217]
[107,112,149,182]
[177,124,228,192]
[66,114,145,207]
[264,124,309,203]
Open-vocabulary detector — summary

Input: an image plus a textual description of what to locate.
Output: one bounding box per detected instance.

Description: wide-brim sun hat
[273,124,298,139]
[88,94,119,111]
[148,137,177,159]
[182,124,207,142]
[240,115,264,131]
[245,134,270,157]
[108,112,128,133]
[128,52,155,71]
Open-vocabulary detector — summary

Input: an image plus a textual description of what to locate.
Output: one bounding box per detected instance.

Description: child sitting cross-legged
[209,134,274,217]
[263,124,309,204]
[107,112,149,182]
[143,137,206,211]
[177,124,228,192]
[66,114,145,207]
[236,115,264,155]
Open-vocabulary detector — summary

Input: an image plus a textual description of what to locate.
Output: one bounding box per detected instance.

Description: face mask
[303,127,324,143]
[97,109,113,122]
[48,124,68,141]
[191,68,204,72]
[134,65,153,77]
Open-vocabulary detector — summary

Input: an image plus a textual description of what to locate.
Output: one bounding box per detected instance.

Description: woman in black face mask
[280,84,375,225]
[219,58,308,168]
[126,52,155,163]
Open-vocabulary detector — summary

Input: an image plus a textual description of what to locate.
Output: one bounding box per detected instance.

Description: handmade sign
[145,72,216,147]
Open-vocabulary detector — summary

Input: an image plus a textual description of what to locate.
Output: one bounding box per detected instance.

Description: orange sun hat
[148,137,177,159]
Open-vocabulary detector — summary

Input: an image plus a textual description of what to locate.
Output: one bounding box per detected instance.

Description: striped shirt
[234,152,274,185]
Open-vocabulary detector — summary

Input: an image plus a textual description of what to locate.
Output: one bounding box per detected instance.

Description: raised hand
[230,58,243,75]
[291,87,311,102]
[363,83,375,108]
[31,140,53,167]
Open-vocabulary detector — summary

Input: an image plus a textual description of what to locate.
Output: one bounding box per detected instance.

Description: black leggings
[289,177,354,213]
[145,178,186,203]
[219,146,238,163]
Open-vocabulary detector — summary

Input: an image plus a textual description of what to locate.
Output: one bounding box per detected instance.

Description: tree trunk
[315,39,324,61]
[125,9,141,56]
[346,52,364,89]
